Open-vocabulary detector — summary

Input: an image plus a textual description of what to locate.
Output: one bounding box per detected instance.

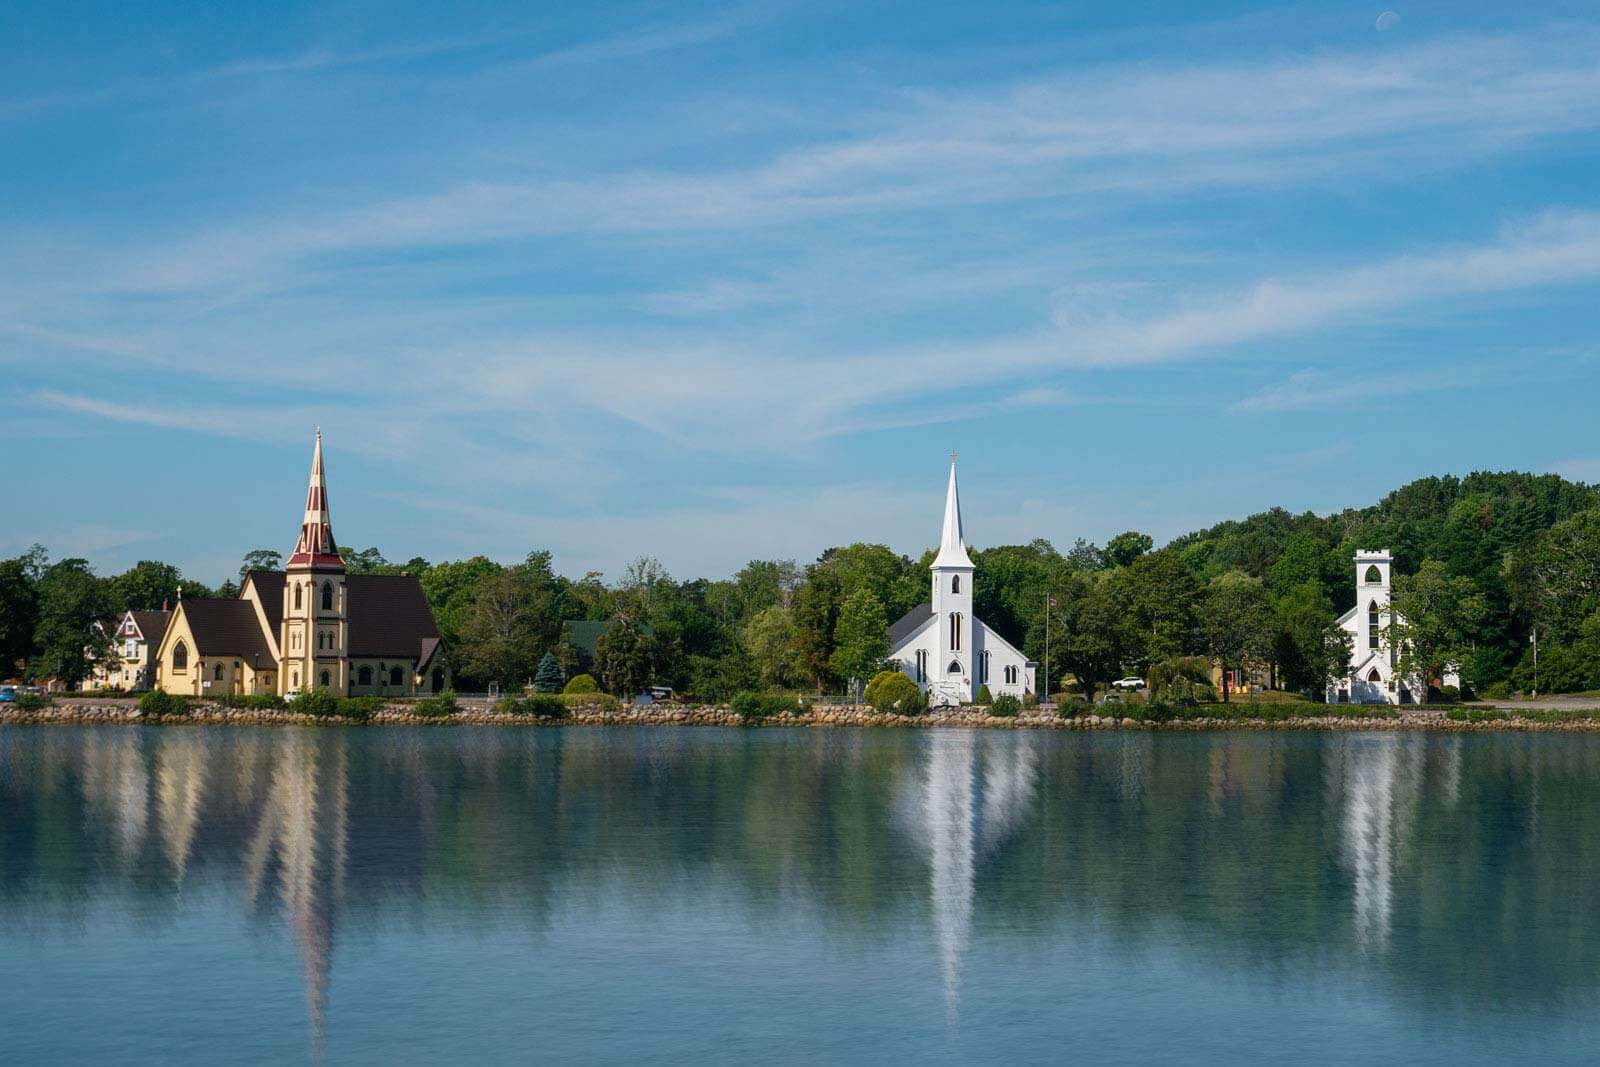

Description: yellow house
[82,609,172,691]
[152,431,449,699]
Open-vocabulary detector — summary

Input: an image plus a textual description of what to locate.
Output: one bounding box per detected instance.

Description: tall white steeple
[930,454,975,701]
[931,453,975,570]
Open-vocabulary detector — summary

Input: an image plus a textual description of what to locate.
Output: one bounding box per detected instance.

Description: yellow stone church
[152,432,449,698]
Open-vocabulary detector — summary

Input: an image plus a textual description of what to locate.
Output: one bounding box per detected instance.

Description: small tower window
[1368,600,1381,650]
[949,612,962,652]
[321,581,334,611]
[294,584,303,610]
[1364,565,1382,585]
[948,660,961,674]
[1367,668,1382,683]
[951,574,961,594]
[173,641,188,670]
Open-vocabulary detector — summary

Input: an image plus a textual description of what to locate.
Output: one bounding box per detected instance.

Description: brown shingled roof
[130,610,171,648]
[244,570,286,634]
[178,599,278,668]
[346,574,440,659]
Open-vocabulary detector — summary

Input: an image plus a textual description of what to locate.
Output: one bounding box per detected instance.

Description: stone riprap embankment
[6,699,1600,732]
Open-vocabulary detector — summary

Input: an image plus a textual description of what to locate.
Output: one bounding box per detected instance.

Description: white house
[888,460,1037,706]
[1327,549,1459,705]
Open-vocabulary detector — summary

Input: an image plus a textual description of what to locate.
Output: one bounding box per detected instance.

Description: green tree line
[5,470,1597,699]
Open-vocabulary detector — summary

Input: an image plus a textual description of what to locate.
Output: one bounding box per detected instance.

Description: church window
[1368,601,1380,650]
[1365,565,1382,585]
[358,665,372,686]
[951,575,961,594]
[1367,668,1382,683]
[948,660,961,674]
[321,581,334,611]
[915,649,926,683]
[294,584,303,610]
[173,641,188,671]
[320,670,331,688]
[292,671,299,687]
[390,666,404,687]
[213,663,224,682]
[949,612,962,652]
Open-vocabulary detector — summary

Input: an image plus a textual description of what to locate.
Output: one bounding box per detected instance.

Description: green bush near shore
[731,691,794,724]
[414,690,457,718]
[137,689,186,716]
[562,692,620,711]
[863,671,926,715]
[975,684,993,705]
[989,694,1021,717]
[14,692,51,712]
[499,694,568,719]
[562,674,599,695]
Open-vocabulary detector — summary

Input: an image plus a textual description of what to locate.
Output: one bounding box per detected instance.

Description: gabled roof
[129,610,171,648]
[888,603,934,649]
[243,570,286,634]
[346,574,440,658]
[563,619,652,657]
[178,599,278,667]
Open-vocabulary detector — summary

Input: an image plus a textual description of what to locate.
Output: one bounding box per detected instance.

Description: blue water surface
[3,726,1598,1064]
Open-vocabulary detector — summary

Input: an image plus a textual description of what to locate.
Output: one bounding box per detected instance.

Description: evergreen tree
[533,651,563,693]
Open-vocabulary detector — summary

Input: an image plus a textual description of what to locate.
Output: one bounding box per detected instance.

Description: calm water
[4,726,1600,1064]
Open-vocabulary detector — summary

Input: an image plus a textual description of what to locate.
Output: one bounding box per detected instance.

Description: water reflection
[8,726,1600,1056]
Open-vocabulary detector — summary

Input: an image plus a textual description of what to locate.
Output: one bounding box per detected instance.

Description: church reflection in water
[7,724,1600,1051]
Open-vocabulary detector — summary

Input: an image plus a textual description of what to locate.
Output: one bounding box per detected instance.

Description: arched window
[1365,565,1382,585]
[431,667,445,693]
[321,582,333,611]
[291,671,299,688]
[294,584,303,610]
[915,649,926,683]
[949,612,962,652]
[1367,668,1382,683]
[1367,600,1381,650]
[173,641,188,670]
[213,663,224,681]
[357,665,372,686]
[390,666,404,687]
[951,574,961,594]
[948,660,962,674]
[980,650,990,683]
[319,670,331,688]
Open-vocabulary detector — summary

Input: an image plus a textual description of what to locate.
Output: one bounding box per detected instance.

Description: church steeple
[286,428,344,571]
[931,454,975,570]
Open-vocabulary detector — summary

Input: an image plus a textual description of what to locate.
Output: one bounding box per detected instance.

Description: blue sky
[5,1,1600,585]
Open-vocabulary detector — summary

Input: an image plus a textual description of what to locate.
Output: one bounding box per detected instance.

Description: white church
[1327,549,1459,705]
[888,460,1037,706]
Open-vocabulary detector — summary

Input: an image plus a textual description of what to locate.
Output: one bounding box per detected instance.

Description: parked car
[1112,677,1146,691]
[0,685,15,703]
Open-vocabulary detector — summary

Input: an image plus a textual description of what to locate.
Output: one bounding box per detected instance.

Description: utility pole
[1043,593,1057,704]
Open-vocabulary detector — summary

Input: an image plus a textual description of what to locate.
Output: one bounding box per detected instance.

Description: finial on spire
[950,448,958,464]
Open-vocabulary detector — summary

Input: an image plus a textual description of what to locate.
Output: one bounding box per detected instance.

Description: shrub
[1438,684,1461,704]
[522,694,568,720]
[974,684,993,705]
[334,696,382,721]
[731,691,793,724]
[494,696,521,714]
[1022,692,1038,709]
[1056,697,1091,719]
[14,692,51,712]
[414,690,457,718]
[989,693,1021,717]
[1482,681,1512,701]
[864,671,926,715]
[292,689,339,717]
[138,689,185,717]
[563,674,599,695]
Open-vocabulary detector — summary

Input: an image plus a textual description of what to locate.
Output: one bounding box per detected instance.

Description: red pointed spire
[286,428,345,570]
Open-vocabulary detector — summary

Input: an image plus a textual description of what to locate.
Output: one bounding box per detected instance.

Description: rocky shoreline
[4,700,1598,732]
